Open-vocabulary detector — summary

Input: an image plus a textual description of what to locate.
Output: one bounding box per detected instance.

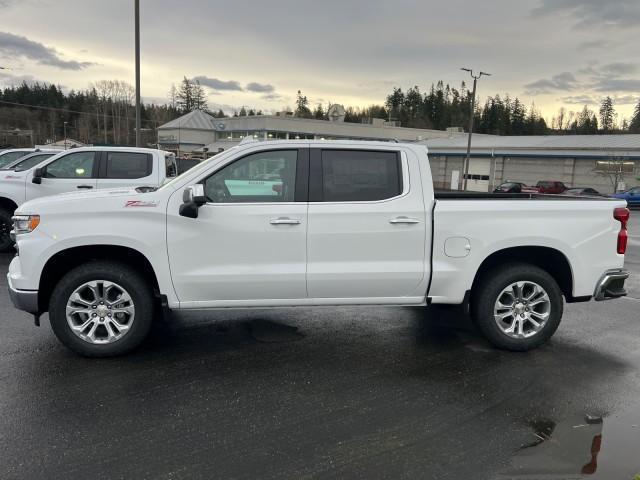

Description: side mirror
[179,184,206,218]
[32,167,43,184]
[183,184,206,206]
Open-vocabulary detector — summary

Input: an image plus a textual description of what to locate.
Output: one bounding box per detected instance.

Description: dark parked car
[564,187,605,197]
[611,186,640,208]
[493,182,539,193]
[536,180,568,194]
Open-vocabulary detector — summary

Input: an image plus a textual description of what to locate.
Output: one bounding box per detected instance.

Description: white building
[423,135,640,193]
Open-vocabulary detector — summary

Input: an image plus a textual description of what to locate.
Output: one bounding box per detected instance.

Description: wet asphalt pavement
[1,216,640,479]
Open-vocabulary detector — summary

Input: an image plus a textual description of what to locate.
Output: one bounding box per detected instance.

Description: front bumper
[7,273,39,315]
[594,269,629,301]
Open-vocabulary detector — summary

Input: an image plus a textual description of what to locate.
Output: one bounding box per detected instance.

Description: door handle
[389,216,420,224]
[77,185,94,190]
[270,217,301,225]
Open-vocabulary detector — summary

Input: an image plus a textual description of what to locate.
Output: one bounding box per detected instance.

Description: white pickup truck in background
[0,147,177,251]
[7,140,630,357]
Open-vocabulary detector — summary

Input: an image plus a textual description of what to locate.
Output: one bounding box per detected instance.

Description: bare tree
[594,157,631,193]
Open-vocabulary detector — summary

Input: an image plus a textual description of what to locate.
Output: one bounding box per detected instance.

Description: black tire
[0,208,15,253]
[49,261,155,357]
[471,263,563,352]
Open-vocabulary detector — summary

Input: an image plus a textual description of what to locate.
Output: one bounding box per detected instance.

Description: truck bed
[434,192,617,201]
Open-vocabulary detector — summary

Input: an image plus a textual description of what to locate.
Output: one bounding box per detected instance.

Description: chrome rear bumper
[594,269,629,301]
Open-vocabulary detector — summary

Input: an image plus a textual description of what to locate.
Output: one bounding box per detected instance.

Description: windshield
[0,151,30,168]
[11,153,54,171]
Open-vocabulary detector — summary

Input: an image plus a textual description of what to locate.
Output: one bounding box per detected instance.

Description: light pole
[63,121,68,150]
[460,68,491,190]
[134,0,141,147]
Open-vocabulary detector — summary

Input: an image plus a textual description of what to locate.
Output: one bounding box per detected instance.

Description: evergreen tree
[599,96,616,132]
[192,80,208,111]
[177,77,194,113]
[239,106,247,116]
[313,103,326,120]
[295,90,312,118]
[629,99,640,133]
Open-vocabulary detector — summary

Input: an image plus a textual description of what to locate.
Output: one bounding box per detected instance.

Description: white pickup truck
[7,140,630,357]
[0,146,177,251]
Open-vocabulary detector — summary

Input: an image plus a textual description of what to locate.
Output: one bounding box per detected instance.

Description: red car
[536,180,568,194]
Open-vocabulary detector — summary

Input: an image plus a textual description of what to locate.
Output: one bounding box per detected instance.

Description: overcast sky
[1,0,639,121]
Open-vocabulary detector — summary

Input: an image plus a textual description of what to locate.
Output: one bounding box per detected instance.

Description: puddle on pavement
[248,319,304,343]
[498,408,640,479]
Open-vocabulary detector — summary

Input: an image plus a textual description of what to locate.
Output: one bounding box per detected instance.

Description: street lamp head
[479,71,492,77]
[461,68,472,73]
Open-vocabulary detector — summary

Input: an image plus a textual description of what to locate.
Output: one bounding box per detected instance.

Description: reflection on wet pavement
[248,319,305,343]
[498,409,640,479]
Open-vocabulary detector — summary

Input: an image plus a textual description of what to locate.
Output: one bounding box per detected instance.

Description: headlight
[12,215,40,235]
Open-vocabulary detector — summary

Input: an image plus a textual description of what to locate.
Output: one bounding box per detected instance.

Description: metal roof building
[421,135,640,193]
[157,110,464,156]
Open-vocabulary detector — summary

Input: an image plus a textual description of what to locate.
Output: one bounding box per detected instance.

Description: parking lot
[0,214,638,479]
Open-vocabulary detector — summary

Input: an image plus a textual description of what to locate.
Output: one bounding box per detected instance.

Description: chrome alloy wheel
[493,281,551,339]
[66,280,135,344]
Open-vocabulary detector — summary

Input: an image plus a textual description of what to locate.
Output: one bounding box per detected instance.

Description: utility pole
[135,0,142,147]
[63,121,68,150]
[460,68,491,190]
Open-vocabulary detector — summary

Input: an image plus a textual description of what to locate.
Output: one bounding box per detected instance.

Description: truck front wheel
[471,263,563,351]
[49,261,154,357]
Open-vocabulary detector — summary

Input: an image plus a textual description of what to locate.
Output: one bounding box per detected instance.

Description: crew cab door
[166,147,309,305]
[26,151,98,201]
[306,148,427,299]
[96,151,158,189]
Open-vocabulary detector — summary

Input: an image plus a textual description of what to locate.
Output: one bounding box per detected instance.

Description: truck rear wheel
[49,261,154,357]
[0,208,14,253]
[471,263,563,351]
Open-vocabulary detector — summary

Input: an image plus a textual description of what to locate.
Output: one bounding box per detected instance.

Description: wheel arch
[0,197,18,214]
[38,244,161,313]
[470,246,578,303]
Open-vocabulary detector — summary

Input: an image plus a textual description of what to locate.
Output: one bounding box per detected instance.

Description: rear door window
[104,152,152,179]
[313,150,402,202]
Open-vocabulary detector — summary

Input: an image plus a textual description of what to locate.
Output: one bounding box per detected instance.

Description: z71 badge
[124,200,158,208]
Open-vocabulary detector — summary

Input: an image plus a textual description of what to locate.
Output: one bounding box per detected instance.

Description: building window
[217,131,232,141]
[267,131,287,139]
[595,160,635,174]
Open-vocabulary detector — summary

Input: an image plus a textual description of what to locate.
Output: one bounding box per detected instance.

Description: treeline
[0,81,182,146]
[296,83,548,134]
[297,82,640,135]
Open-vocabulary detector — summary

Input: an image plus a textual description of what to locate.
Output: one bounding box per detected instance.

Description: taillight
[614,207,630,254]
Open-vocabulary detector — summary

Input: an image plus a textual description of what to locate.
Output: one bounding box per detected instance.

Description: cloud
[524,72,579,94]
[261,93,284,101]
[245,82,275,93]
[610,95,639,105]
[0,31,94,70]
[599,62,638,76]
[531,0,640,29]
[559,95,598,105]
[0,71,49,86]
[193,76,243,91]
[592,78,640,92]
